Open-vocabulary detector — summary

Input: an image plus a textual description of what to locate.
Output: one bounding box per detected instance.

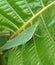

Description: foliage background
[0,0,55,65]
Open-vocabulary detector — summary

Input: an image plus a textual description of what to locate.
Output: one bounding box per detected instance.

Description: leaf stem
[9,1,55,40]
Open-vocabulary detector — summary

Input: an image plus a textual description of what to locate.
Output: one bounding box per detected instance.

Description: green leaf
[0,23,38,51]
[0,0,55,65]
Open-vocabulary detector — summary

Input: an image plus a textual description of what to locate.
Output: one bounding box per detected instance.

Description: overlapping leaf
[0,23,38,51]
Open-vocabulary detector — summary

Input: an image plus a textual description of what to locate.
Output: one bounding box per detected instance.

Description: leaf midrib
[10,0,55,39]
